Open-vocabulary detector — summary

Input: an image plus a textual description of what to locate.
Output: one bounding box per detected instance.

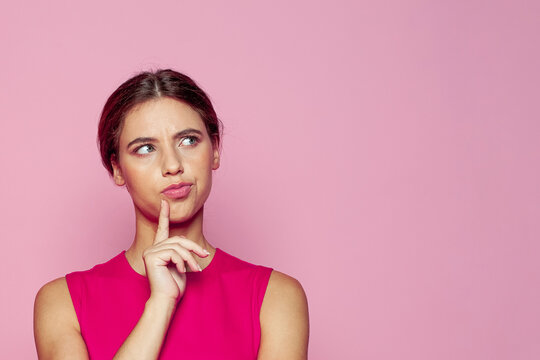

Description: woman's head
[97,69,222,223]
[98,69,222,178]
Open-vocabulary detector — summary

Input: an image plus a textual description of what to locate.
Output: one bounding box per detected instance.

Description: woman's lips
[162,184,192,199]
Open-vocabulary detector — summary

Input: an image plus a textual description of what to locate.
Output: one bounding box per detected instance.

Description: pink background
[1,1,539,359]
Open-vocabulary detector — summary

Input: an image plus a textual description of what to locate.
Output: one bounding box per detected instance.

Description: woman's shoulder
[264,270,308,309]
[34,276,89,358]
[34,276,75,316]
[35,276,71,310]
[268,269,303,285]
[259,270,309,358]
[36,276,66,297]
[34,277,81,342]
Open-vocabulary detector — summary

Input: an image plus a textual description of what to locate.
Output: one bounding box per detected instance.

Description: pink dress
[65,248,273,359]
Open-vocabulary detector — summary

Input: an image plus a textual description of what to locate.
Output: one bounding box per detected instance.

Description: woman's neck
[125,204,215,276]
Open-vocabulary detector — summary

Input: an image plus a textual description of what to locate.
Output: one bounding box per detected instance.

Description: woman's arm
[112,295,176,359]
[34,277,90,360]
[258,270,310,360]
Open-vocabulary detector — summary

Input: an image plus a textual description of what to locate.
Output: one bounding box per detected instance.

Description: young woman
[34,69,309,359]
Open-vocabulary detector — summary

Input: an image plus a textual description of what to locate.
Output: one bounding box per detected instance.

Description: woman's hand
[142,199,209,303]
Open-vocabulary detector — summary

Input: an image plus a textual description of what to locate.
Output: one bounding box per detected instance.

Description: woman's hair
[97,69,223,177]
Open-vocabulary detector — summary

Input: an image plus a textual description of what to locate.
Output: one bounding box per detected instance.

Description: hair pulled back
[97,69,223,178]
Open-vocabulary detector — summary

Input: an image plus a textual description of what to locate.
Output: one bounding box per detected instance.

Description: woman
[34,69,309,359]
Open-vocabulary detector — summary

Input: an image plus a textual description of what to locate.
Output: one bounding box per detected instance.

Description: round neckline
[121,248,221,279]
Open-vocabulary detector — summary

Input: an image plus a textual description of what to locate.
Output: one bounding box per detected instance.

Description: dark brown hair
[97,69,223,177]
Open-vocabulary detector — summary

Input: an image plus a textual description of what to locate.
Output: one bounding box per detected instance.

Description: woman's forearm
[113,296,176,360]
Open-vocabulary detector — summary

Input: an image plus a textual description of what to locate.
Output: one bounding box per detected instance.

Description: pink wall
[1,1,539,359]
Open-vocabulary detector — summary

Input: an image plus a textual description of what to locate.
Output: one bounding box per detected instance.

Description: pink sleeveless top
[65,248,273,359]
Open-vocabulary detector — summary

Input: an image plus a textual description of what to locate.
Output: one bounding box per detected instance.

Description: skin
[33,97,309,359]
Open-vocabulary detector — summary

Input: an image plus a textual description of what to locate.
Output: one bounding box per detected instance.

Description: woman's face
[111,97,220,223]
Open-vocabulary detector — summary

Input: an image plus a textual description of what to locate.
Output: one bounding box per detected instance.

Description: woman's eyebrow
[126,128,204,149]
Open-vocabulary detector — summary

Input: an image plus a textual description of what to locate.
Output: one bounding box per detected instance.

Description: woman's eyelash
[181,135,200,146]
[133,136,200,154]
[134,144,155,154]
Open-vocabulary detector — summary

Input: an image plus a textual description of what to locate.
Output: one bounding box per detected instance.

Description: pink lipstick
[162,182,192,199]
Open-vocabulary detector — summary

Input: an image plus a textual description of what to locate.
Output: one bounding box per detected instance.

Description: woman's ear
[110,154,126,186]
[212,136,220,170]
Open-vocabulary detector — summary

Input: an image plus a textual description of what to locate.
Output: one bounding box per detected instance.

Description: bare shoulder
[34,277,89,359]
[35,277,72,309]
[258,270,309,359]
[35,277,77,330]
[264,270,308,306]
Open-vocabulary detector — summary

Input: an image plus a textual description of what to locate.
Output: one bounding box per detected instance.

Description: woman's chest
[83,276,260,359]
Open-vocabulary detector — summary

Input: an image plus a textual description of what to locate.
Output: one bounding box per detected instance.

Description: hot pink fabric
[65,248,273,359]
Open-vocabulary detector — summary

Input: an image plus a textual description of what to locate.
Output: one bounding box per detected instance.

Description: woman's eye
[135,144,154,155]
[180,136,199,146]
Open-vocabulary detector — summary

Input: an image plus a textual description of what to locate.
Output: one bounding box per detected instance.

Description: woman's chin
[168,205,201,224]
[168,214,192,224]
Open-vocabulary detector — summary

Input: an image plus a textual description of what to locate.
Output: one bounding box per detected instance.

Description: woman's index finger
[155,199,169,244]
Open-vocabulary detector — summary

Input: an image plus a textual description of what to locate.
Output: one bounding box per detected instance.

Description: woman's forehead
[121,98,206,139]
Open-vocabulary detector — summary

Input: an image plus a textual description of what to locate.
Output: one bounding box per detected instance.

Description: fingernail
[203,249,210,255]
[198,264,203,272]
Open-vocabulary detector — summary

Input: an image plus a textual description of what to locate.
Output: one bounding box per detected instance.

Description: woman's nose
[161,146,184,176]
